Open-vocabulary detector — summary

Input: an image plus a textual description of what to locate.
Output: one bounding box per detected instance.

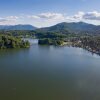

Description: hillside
[36,22,100,34]
[0,24,37,30]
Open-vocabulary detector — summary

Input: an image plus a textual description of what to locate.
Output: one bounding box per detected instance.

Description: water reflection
[0,39,100,100]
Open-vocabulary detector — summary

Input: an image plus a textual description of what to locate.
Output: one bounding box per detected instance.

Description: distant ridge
[0,22,100,34]
[37,22,100,34]
[0,24,37,30]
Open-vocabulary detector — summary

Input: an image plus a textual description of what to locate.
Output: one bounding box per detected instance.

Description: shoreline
[62,42,100,55]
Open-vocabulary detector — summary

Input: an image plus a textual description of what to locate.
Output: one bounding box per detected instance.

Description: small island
[38,38,64,46]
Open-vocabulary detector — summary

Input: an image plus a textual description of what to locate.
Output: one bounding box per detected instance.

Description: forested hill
[36,22,100,34]
[0,24,37,30]
[0,22,100,34]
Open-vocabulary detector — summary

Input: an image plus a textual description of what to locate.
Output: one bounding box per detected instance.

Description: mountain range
[0,22,100,34]
[37,22,100,34]
[0,24,36,30]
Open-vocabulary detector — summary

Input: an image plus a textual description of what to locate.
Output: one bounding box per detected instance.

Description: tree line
[0,35,30,49]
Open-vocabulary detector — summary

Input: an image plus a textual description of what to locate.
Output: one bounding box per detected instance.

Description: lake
[0,39,100,100]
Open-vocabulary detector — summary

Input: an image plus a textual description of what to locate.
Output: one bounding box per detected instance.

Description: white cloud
[6,16,19,20]
[83,11,100,20]
[0,16,19,22]
[38,13,65,20]
[0,11,100,27]
[26,11,100,27]
[28,15,40,19]
[0,16,20,25]
[29,12,65,20]
[71,11,100,21]
[73,12,84,20]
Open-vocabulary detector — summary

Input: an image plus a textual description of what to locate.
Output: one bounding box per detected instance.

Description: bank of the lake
[38,38,100,55]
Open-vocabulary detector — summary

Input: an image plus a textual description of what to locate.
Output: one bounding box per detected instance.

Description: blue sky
[0,0,100,27]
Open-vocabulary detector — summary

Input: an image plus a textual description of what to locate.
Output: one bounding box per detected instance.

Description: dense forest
[38,38,64,45]
[0,34,30,49]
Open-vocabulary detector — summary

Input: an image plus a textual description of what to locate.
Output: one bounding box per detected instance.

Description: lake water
[0,39,100,100]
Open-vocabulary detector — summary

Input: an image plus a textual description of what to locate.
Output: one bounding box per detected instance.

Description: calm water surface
[0,39,100,100]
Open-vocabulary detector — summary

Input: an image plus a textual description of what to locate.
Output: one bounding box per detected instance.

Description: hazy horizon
[0,21,99,28]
